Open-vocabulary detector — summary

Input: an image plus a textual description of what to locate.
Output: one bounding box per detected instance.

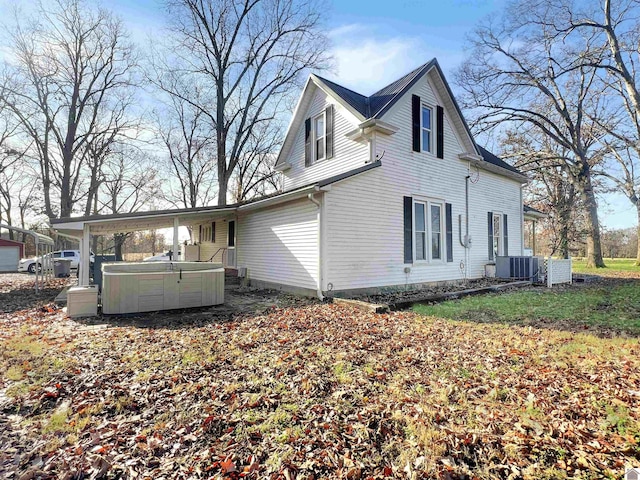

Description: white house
[51,59,529,298]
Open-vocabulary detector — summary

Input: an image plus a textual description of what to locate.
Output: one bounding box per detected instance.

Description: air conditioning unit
[495,256,543,282]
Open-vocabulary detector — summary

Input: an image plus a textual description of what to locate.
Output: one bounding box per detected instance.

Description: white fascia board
[471,159,529,183]
[458,152,483,162]
[274,77,314,168]
[274,161,291,172]
[524,211,547,220]
[238,186,315,212]
[346,120,398,141]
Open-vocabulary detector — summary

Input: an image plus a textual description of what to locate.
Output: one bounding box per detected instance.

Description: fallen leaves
[1,274,640,479]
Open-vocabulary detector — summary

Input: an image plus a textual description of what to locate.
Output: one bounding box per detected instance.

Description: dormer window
[304,105,334,167]
[314,112,325,162]
[421,105,432,153]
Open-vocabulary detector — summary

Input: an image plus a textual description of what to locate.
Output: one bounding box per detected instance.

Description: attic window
[421,105,432,152]
[313,112,325,162]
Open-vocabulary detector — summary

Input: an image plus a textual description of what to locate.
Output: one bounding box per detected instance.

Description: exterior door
[227,220,236,268]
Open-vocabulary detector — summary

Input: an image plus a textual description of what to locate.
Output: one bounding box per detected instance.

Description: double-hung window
[313,112,325,162]
[492,213,503,257]
[421,105,432,153]
[414,199,444,262]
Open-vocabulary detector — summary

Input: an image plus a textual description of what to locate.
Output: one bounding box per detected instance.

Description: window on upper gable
[421,105,432,153]
[313,112,325,162]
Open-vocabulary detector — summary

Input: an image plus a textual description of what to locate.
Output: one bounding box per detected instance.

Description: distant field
[572,257,639,274]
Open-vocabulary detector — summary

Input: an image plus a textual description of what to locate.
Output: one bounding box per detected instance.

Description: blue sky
[3,0,637,229]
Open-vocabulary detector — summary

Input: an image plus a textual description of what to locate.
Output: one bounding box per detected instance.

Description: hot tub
[101,262,224,314]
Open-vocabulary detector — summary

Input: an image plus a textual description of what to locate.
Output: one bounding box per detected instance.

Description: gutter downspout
[307,193,324,300]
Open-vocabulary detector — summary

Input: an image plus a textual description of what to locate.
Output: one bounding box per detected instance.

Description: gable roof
[313,59,438,120]
[277,59,526,180]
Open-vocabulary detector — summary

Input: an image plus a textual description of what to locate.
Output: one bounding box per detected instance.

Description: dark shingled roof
[313,75,370,117]
[476,146,523,175]
[369,60,437,118]
[523,205,545,215]
[315,59,437,119]
[313,60,526,178]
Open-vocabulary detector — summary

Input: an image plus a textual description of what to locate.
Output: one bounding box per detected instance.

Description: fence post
[569,257,572,284]
[547,258,553,288]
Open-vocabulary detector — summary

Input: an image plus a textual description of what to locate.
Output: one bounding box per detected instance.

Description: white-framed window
[414,199,444,262]
[421,105,432,153]
[313,112,326,162]
[492,212,503,257]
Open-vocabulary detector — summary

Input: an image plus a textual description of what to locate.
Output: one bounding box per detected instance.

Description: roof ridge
[369,60,433,98]
[313,74,367,99]
[369,59,437,118]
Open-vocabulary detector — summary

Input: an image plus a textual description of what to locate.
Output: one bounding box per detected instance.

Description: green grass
[572,257,639,273]
[413,284,640,333]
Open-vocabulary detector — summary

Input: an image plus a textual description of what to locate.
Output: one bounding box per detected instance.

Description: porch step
[225,268,240,285]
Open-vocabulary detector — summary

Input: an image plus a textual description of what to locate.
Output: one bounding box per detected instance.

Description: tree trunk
[578,173,605,268]
[217,173,228,206]
[636,203,640,266]
[114,233,125,261]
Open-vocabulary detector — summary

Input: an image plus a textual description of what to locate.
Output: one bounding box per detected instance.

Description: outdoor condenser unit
[495,256,543,282]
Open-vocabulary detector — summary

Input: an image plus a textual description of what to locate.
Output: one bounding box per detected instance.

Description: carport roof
[50,160,382,236]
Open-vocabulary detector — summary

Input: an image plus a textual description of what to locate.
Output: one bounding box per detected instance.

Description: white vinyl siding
[193,220,230,262]
[322,69,523,291]
[237,198,318,291]
[282,87,368,190]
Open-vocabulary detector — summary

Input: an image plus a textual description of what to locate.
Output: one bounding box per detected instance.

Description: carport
[0,223,56,292]
[50,205,237,286]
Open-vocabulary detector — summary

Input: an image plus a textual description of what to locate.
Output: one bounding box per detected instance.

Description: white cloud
[328,24,425,94]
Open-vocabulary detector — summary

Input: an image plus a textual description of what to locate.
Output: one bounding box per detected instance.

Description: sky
[1,0,636,230]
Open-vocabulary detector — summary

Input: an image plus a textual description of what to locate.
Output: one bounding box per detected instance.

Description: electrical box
[67,285,98,318]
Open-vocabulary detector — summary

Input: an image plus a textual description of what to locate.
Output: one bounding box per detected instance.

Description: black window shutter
[445,203,453,262]
[503,215,508,256]
[304,118,311,166]
[411,95,420,152]
[228,221,235,247]
[436,105,444,159]
[487,212,494,260]
[326,105,334,159]
[212,222,216,243]
[199,225,202,243]
[404,196,413,263]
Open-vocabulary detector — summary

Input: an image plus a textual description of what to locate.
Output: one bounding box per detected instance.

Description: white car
[18,250,95,273]
[143,251,181,262]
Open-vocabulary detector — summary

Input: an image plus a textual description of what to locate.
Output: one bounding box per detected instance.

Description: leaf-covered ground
[1,273,640,479]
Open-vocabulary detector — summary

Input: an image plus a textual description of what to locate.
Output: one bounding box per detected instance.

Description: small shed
[0,238,25,272]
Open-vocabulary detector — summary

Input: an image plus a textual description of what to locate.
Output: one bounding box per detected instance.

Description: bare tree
[554,0,640,264]
[97,147,161,259]
[0,0,139,218]
[456,2,609,267]
[152,0,331,205]
[155,93,217,210]
[231,120,283,203]
[501,129,582,258]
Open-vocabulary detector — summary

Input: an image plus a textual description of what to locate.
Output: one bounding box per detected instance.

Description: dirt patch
[352,278,520,306]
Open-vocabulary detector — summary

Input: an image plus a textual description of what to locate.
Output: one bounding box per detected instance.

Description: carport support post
[173,217,179,261]
[80,223,91,286]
